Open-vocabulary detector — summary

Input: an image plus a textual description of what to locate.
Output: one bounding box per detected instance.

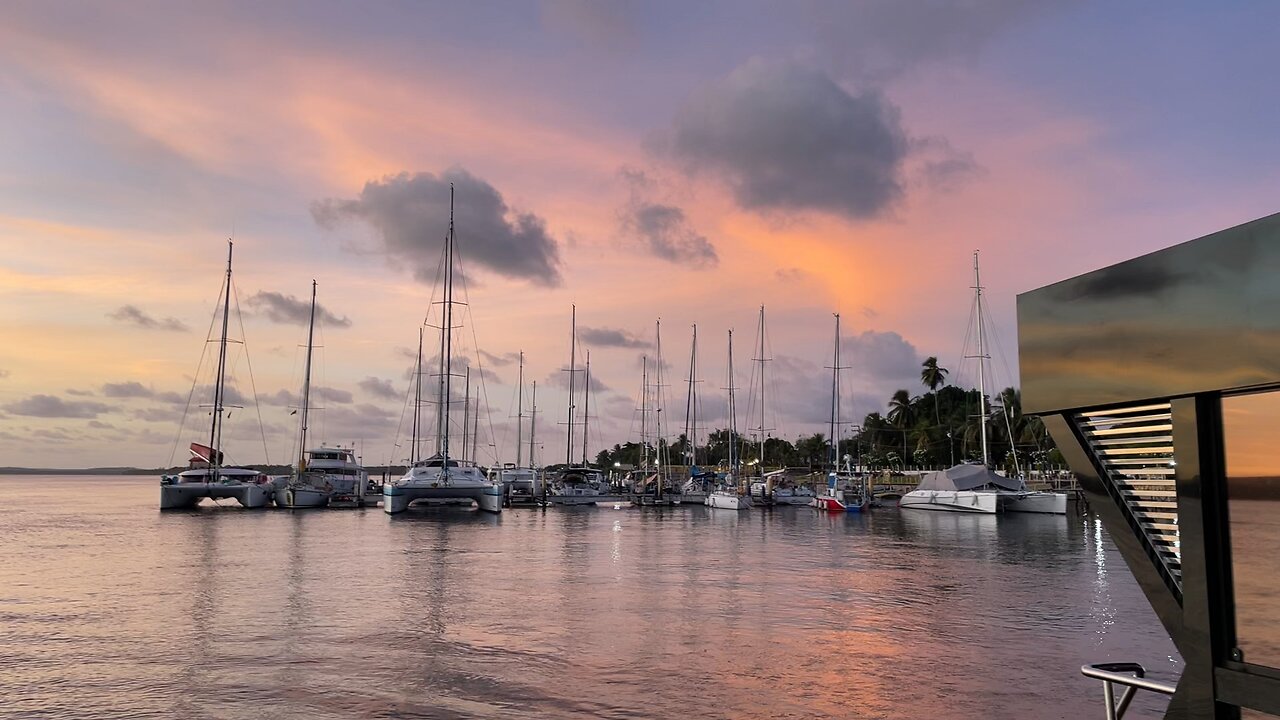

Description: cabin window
[1223,390,1280,671]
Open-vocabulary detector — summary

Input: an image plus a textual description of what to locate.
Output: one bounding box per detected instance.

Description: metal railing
[1081,663,1176,719]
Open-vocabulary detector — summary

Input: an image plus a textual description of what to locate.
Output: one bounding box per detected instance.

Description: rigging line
[167,275,225,468]
[452,246,499,465]
[231,277,271,466]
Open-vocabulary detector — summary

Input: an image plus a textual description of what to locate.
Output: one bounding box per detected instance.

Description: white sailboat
[277,281,332,509]
[159,241,274,509]
[744,306,813,506]
[706,329,751,510]
[812,313,868,512]
[680,324,712,504]
[382,185,503,514]
[900,252,1067,515]
[548,306,611,506]
[490,352,542,504]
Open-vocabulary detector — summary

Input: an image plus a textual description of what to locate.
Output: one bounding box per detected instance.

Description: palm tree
[921,357,948,429]
[887,389,914,462]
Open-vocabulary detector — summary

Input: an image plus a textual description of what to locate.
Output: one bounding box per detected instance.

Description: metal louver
[1074,402,1181,591]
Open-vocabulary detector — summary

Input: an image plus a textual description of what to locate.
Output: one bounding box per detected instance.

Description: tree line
[589,357,1064,475]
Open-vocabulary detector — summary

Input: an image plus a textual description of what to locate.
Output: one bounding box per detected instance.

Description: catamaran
[159,241,274,509]
[382,186,503,514]
[706,329,751,510]
[900,252,1067,515]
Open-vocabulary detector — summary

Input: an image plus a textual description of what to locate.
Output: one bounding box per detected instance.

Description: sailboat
[900,252,1067,515]
[812,313,869,512]
[706,329,752,510]
[382,186,503,514]
[159,241,274,509]
[741,306,813,506]
[278,281,332,509]
[548,306,609,505]
[679,324,712,504]
[491,352,541,504]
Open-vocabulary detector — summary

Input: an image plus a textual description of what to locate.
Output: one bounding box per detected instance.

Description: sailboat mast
[439,184,457,466]
[297,280,317,472]
[529,381,537,468]
[566,305,576,465]
[727,329,736,476]
[582,350,591,465]
[655,319,665,499]
[412,327,423,465]
[974,251,990,467]
[641,356,649,473]
[516,351,524,467]
[690,325,698,467]
[829,313,841,468]
[210,240,234,472]
[462,367,471,463]
[471,395,479,465]
[758,305,766,471]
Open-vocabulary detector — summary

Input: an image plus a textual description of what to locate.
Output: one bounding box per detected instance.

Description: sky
[2,0,1280,469]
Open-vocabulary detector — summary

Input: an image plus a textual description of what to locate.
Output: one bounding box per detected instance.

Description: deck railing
[1081,663,1175,719]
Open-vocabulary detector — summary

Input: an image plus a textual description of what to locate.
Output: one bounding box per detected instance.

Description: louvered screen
[1074,402,1181,589]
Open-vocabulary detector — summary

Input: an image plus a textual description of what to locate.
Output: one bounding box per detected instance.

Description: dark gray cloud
[5,394,111,419]
[312,167,562,286]
[544,369,610,394]
[66,388,93,396]
[657,59,910,219]
[843,330,923,381]
[358,376,399,400]
[580,326,652,349]
[246,291,352,328]
[107,305,188,332]
[102,381,153,398]
[800,0,1062,83]
[478,350,521,367]
[260,389,299,407]
[618,168,717,267]
[314,386,353,404]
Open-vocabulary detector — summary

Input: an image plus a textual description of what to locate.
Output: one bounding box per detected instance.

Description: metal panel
[1017,211,1280,415]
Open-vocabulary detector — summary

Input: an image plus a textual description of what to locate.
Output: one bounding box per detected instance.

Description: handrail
[1081,663,1176,720]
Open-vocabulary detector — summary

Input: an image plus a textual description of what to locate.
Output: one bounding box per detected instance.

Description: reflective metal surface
[1017,211,1280,415]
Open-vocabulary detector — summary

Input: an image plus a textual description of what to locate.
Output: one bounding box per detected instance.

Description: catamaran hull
[1000,491,1068,515]
[899,490,998,514]
[276,487,330,509]
[383,483,503,514]
[705,493,752,510]
[159,482,271,510]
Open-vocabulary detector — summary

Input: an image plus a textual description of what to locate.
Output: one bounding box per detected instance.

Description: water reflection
[0,477,1178,719]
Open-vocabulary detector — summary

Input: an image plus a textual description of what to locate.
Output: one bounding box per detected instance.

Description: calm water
[0,476,1179,719]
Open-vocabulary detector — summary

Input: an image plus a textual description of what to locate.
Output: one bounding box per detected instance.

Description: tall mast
[437,184,458,465]
[297,280,317,473]
[516,351,524,467]
[727,329,737,476]
[566,305,577,465]
[529,381,538,468]
[640,356,649,474]
[757,306,767,472]
[210,240,234,472]
[684,325,698,468]
[582,350,591,465]
[973,251,990,467]
[828,313,841,469]
[471,394,479,465]
[655,319,665,498]
[412,327,423,464]
[462,367,471,463]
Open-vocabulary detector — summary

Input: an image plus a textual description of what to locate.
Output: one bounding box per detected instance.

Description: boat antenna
[210,240,234,476]
[297,280,317,473]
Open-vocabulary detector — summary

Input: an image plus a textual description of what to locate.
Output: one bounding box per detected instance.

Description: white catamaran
[900,252,1067,515]
[382,185,503,514]
[160,241,274,509]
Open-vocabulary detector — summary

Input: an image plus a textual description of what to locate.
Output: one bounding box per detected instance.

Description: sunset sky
[2,1,1279,468]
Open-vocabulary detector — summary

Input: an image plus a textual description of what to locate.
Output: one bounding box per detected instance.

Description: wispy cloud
[246,291,352,328]
[5,394,111,419]
[358,376,399,400]
[580,326,651,349]
[107,305,188,332]
[618,168,717,267]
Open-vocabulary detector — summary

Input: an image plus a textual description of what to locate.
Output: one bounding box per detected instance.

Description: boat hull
[899,489,998,514]
[705,492,752,510]
[159,481,271,510]
[1000,491,1068,515]
[383,483,503,514]
[276,486,330,509]
[811,495,846,512]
